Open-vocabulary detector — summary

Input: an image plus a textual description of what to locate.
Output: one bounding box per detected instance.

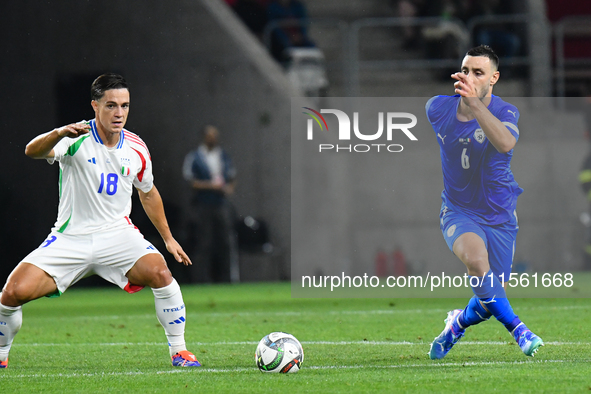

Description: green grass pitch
[1,282,590,393]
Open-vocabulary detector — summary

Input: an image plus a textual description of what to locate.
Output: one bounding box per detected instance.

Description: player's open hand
[56,122,91,138]
[165,238,192,266]
[451,72,479,103]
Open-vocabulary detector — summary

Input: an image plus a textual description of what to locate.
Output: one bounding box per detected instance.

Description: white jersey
[48,119,154,235]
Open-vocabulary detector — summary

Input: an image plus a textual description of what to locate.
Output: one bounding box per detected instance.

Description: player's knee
[150,266,173,288]
[1,283,31,307]
[459,251,489,276]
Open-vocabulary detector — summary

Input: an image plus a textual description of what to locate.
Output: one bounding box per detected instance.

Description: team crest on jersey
[120,157,132,177]
[474,128,486,144]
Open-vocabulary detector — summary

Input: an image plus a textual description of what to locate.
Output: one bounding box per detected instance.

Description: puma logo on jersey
[441,206,449,225]
[437,133,447,144]
[507,110,517,118]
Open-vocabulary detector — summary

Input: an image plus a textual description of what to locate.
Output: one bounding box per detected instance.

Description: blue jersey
[426,94,523,225]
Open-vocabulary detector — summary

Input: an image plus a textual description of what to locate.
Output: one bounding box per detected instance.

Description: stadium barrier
[554,16,591,108]
[261,15,540,98]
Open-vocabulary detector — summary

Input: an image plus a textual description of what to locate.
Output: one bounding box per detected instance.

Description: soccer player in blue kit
[426,45,544,359]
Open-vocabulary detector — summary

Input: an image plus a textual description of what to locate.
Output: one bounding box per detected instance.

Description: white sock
[0,297,23,362]
[152,280,187,357]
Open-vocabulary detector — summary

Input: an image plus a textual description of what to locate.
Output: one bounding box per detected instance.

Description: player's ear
[490,70,500,86]
[91,100,98,112]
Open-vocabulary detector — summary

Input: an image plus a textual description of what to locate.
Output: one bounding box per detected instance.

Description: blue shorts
[439,203,519,280]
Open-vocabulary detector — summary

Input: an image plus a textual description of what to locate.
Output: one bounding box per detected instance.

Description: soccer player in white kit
[0,74,201,368]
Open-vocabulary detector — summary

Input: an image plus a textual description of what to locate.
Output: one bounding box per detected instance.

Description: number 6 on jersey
[461,148,470,169]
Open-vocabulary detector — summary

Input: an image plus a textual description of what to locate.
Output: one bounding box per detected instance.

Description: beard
[477,85,489,101]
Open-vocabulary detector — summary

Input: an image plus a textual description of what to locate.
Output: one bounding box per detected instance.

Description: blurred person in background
[421,0,471,64]
[266,0,315,62]
[471,0,521,60]
[183,125,237,283]
[397,0,428,49]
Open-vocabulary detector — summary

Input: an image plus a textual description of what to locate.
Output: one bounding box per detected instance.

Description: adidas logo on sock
[168,316,186,325]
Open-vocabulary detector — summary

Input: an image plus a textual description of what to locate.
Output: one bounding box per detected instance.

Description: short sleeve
[425,95,453,126]
[425,96,439,123]
[46,136,75,165]
[131,146,154,193]
[498,105,520,141]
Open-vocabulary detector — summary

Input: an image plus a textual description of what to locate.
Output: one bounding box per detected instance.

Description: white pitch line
[306,359,581,370]
[0,359,587,380]
[24,303,591,321]
[304,341,591,346]
[24,310,439,321]
[13,340,591,347]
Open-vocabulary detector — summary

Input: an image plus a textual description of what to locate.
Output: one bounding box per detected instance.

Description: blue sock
[469,270,522,333]
[457,296,492,328]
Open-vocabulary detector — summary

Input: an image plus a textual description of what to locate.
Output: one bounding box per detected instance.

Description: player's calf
[0,299,23,366]
[151,279,202,367]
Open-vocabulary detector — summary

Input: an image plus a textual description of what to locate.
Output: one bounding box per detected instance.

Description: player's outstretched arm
[138,185,192,266]
[25,122,90,159]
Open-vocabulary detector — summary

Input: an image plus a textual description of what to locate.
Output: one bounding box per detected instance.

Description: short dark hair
[466,45,499,70]
[91,73,128,101]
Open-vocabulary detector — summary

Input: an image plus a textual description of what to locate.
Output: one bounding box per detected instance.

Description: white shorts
[20,226,161,296]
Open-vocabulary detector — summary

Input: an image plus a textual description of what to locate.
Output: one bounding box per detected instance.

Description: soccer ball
[255,332,304,373]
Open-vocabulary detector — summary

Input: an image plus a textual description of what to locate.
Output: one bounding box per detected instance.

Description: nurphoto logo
[302,107,418,153]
